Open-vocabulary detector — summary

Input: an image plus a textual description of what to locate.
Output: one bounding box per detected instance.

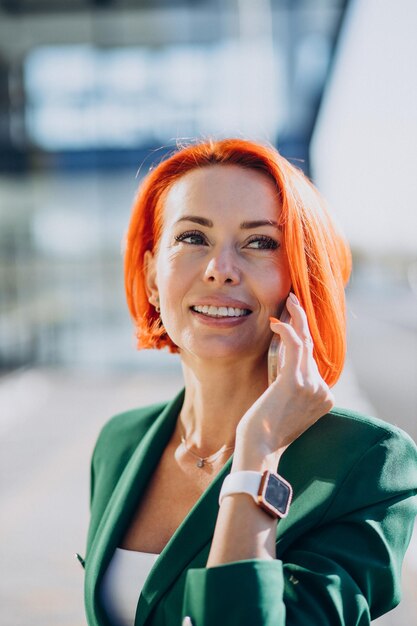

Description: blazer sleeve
[181,428,417,626]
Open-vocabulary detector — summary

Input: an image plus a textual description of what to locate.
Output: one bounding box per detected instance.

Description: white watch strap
[218,471,263,506]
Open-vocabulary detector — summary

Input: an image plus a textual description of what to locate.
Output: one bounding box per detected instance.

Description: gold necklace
[179,423,235,468]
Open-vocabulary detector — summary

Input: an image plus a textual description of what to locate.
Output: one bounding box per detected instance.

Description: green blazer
[82,388,417,626]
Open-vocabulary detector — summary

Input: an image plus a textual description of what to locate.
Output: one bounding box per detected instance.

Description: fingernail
[269,316,280,324]
[288,292,299,305]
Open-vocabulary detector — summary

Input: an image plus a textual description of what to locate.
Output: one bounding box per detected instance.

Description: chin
[181,336,262,362]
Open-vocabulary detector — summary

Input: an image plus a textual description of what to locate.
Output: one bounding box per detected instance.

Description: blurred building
[0,0,346,370]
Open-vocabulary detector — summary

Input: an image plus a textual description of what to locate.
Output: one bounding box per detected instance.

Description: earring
[150,297,164,329]
[150,296,160,313]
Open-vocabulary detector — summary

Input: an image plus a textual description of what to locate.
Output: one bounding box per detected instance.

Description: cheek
[275,253,292,290]
[255,258,291,301]
[156,254,192,313]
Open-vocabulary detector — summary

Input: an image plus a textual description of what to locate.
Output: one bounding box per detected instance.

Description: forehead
[162,164,281,224]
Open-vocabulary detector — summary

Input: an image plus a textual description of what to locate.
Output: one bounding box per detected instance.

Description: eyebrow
[174,215,279,229]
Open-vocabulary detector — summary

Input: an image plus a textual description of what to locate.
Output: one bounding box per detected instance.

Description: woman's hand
[232,293,335,472]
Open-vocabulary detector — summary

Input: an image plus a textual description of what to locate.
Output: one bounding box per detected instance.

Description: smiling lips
[191,304,251,318]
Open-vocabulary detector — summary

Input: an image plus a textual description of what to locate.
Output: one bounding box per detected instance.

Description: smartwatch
[219,470,293,519]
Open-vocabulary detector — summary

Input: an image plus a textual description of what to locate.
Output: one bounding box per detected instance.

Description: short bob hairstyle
[124,138,351,387]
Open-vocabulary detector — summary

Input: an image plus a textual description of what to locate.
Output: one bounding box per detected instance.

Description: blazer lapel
[85,387,235,626]
[85,388,186,626]
[135,451,234,626]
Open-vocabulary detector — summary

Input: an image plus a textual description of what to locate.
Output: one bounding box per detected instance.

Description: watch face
[260,472,293,517]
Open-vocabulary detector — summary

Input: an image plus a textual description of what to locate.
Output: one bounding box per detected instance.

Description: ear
[143,250,159,306]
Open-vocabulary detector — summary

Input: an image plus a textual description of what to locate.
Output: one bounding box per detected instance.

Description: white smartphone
[268,304,291,386]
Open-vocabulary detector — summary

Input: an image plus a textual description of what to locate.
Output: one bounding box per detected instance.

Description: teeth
[192,305,249,318]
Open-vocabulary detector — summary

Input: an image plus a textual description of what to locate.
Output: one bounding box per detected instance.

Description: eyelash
[174,230,205,245]
[174,230,279,250]
[247,235,279,250]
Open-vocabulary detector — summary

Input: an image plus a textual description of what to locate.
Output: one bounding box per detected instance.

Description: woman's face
[144,164,292,362]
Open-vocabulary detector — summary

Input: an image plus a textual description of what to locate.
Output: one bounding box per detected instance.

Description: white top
[100,547,160,626]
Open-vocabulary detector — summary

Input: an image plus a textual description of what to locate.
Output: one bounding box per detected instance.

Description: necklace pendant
[196,458,204,468]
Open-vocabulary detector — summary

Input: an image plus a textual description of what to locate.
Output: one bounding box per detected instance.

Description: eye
[174,230,208,245]
[246,235,279,250]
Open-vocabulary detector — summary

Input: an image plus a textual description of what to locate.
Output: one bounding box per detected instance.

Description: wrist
[231,443,284,473]
[219,469,293,520]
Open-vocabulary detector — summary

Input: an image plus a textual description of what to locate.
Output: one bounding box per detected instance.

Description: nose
[203,247,241,284]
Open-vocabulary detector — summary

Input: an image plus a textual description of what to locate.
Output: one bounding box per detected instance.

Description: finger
[269,317,303,375]
[285,293,313,347]
[285,293,315,374]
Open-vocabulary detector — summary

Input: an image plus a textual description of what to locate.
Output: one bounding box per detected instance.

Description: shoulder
[308,405,417,460]
[329,405,413,439]
[281,406,417,518]
[324,407,417,490]
[92,400,169,467]
[95,400,168,444]
[326,406,417,476]
[87,398,173,527]
[328,407,417,477]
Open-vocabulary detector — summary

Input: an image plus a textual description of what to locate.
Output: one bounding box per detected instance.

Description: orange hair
[124,138,351,387]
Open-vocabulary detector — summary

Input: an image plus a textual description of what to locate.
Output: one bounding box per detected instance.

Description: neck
[176,352,268,456]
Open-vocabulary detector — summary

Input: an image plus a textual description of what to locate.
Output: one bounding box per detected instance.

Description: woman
[82,138,417,626]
